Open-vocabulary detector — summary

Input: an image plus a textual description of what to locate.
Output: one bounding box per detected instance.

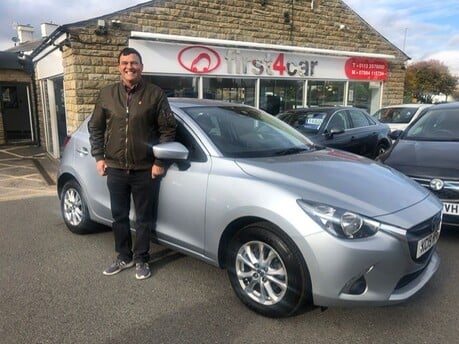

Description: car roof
[169,98,246,108]
[281,106,362,114]
[378,103,432,110]
[427,101,459,110]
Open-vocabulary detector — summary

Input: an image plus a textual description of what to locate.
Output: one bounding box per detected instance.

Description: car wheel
[374,143,388,158]
[227,222,311,317]
[60,180,95,234]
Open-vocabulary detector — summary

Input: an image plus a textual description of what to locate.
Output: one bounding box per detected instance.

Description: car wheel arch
[374,139,391,158]
[59,176,100,234]
[57,173,78,199]
[224,220,313,317]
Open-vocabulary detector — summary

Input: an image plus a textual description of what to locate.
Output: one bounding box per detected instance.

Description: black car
[277,107,391,159]
[379,102,459,226]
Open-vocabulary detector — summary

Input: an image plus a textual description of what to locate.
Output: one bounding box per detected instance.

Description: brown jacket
[88,80,176,170]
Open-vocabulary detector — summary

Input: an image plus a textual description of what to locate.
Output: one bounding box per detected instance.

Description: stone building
[0,51,36,144]
[30,0,408,158]
[0,23,59,145]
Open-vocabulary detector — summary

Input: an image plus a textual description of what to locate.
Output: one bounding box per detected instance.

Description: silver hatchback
[58,98,442,317]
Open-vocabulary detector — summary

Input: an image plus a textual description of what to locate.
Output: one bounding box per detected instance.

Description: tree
[404,60,458,103]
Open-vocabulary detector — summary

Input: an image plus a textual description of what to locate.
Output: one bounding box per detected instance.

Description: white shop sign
[130,39,387,81]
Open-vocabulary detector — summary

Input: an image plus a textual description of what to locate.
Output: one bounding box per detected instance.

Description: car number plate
[443,202,459,216]
[416,228,441,259]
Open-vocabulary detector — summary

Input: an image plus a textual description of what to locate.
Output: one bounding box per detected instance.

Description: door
[322,110,360,153]
[347,109,378,157]
[1,83,32,142]
[155,120,210,254]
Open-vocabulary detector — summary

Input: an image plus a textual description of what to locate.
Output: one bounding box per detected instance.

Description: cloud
[0,0,142,50]
[343,0,459,78]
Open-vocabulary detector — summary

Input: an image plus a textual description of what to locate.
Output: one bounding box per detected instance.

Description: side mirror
[325,127,344,138]
[153,142,189,160]
[389,130,403,140]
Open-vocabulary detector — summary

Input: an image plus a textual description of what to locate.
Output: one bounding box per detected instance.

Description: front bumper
[298,198,442,307]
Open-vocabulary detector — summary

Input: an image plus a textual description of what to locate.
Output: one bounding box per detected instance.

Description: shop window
[307,81,344,107]
[144,75,199,98]
[348,82,370,112]
[203,78,255,106]
[260,79,303,115]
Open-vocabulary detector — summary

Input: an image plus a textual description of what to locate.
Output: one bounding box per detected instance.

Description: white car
[372,104,432,132]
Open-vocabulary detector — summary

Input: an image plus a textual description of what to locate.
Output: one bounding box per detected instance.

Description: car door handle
[77,147,89,156]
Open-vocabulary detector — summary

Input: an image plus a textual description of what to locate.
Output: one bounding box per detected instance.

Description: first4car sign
[131,40,388,81]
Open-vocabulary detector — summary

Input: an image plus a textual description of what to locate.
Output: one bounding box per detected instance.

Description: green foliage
[404,60,458,103]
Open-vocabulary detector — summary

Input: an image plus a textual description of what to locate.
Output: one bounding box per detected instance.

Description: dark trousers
[106,168,156,263]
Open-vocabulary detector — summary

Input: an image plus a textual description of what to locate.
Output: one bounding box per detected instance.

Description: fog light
[342,275,367,295]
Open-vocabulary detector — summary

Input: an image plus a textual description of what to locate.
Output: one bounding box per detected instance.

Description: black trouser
[106,167,156,263]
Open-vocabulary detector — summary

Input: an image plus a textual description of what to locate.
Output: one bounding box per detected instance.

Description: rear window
[278,111,327,133]
[373,107,419,124]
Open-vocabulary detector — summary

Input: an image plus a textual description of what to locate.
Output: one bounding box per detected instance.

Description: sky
[0,0,458,75]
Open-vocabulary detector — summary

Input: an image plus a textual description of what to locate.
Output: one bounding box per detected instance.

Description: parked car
[372,104,432,132]
[378,102,459,227]
[277,107,391,159]
[58,99,441,317]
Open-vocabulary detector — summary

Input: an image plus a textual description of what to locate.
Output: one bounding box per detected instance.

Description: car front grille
[412,177,459,201]
[405,212,442,263]
[395,265,427,290]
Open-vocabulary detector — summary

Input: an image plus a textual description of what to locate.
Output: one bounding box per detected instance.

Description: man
[88,47,176,280]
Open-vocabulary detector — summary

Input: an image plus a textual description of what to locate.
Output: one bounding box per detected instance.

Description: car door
[322,110,356,152]
[155,118,210,255]
[347,109,378,157]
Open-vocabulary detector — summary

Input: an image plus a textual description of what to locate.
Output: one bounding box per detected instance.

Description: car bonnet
[384,140,459,179]
[235,148,430,218]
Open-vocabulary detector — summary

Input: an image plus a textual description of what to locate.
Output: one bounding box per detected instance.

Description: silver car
[58,98,442,317]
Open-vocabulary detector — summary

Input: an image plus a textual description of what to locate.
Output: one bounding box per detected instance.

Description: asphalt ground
[1,144,459,343]
[0,145,57,202]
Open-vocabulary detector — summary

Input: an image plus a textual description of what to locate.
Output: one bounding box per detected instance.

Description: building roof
[0,51,33,73]
[6,38,46,54]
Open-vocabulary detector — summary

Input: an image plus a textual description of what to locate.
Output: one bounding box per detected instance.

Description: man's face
[118,53,143,86]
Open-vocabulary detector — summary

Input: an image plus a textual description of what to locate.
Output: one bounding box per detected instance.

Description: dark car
[278,107,391,159]
[379,102,459,226]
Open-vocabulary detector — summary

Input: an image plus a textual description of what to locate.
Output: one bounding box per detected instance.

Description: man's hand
[152,164,165,179]
[96,160,107,176]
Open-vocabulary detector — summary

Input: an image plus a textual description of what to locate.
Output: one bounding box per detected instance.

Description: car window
[373,107,419,124]
[184,106,314,158]
[326,111,348,130]
[278,111,327,134]
[175,119,207,162]
[404,108,459,141]
[348,109,371,128]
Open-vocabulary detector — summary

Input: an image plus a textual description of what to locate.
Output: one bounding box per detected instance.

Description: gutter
[130,31,397,60]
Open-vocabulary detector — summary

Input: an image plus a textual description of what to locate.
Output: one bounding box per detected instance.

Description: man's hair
[118,47,143,64]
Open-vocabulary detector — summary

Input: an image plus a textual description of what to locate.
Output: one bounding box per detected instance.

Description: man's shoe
[135,262,151,280]
[103,259,134,276]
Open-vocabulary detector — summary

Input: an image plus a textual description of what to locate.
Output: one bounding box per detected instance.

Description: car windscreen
[278,111,327,134]
[403,108,459,141]
[184,106,315,158]
[372,107,418,124]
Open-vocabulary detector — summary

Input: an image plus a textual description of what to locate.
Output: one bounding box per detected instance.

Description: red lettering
[273,53,286,75]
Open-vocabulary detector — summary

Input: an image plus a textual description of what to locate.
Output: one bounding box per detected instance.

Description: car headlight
[297,200,380,239]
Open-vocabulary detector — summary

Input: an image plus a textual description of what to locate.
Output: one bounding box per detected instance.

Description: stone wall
[55,0,407,133]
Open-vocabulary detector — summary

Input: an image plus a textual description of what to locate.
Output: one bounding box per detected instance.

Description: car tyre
[60,180,96,234]
[227,222,311,317]
[374,143,388,158]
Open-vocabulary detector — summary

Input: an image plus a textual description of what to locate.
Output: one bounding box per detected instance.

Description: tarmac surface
[0,145,58,201]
